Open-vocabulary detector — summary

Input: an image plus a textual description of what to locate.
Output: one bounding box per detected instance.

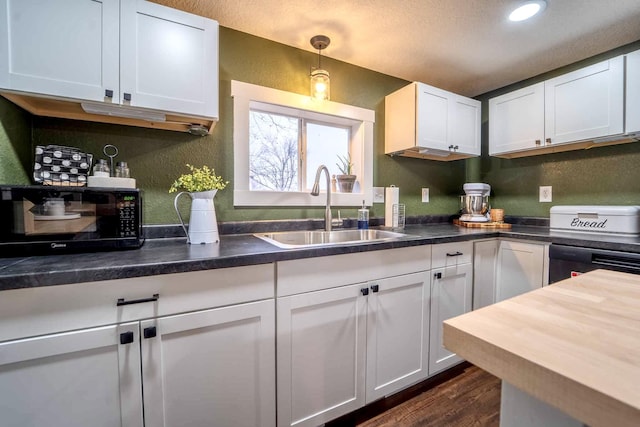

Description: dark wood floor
[327,364,501,427]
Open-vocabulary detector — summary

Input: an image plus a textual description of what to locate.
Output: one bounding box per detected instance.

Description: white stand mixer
[460,183,491,222]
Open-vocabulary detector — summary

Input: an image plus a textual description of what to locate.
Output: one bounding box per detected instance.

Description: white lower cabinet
[275,246,432,427]
[429,262,473,375]
[496,240,548,302]
[0,323,143,427]
[277,283,367,427]
[142,300,275,427]
[473,239,500,310]
[0,265,276,427]
[365,272,431,403]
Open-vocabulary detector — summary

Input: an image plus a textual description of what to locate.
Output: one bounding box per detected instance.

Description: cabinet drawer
[277,246,431,297]
[0,264,274,343]
[432,241,473,268]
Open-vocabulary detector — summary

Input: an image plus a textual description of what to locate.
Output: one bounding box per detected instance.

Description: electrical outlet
[421,188,429,203]
[539,186,552,202]
[373,187,385,203]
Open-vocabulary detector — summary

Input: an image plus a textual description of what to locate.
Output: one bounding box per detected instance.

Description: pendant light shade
[310,35,330,100]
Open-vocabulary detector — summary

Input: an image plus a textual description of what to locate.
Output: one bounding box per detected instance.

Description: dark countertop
[2,223,640,291]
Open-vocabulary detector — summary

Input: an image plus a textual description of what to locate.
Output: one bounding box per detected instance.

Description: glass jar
[93,159,110,177]
[115,161,130,178]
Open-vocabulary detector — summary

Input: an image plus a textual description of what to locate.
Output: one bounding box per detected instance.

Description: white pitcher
[174,190,219,244]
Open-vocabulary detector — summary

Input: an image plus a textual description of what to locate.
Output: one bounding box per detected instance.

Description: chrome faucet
[311,165,332,231]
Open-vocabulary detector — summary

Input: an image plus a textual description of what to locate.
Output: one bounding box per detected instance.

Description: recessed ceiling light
[509,0,547,22]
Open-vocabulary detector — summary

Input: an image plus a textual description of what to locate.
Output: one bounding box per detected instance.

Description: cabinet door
[489,82,545,155]
[416,83,451,151]
[626,50,640,134]
[429,263,473,375]
[120,0,218,117]
[141,299,275,427]
[277,284,367,427]
[365,271,430,403]
[0,323,143,427]
[451,94,481,155]
[0,0,119,102]
[495,241,545,302]
[473,239,499,310]
[545,56,624,145]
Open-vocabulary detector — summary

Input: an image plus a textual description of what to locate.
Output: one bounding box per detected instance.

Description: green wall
[0,27,463,225]
[1,27,639,224]
[474,39,640,217]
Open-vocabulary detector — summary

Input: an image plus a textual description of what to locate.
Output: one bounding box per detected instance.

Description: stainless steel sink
[254,229,410,249]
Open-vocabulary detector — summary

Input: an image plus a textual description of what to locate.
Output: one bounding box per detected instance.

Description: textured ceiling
[152,0,640,97]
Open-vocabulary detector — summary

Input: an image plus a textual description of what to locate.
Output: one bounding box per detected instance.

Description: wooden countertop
[443,269,640,427]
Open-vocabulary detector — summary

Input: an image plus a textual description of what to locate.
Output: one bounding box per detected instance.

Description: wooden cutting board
[453,219,512,229]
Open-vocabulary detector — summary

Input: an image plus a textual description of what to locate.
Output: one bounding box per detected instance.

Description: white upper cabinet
[489,56,625,158]
[119,0,218,117]
[385,82,481,161]
[489,82,545,155]
[545,57,623,144]
[0,0,120,103]
[626,49,640,135]
[0,0,218,128]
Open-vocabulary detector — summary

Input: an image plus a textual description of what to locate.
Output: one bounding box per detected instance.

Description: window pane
[306,122,350,191]
[249,111,299,191]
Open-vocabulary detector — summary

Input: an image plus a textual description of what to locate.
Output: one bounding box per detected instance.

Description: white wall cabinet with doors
[385,82,481,161]
[0,0,218,130]
[0,265,275,427]
[626,49,640,136]
[276,246,431,427]
[489,56,625,158]
[429,241,473,375]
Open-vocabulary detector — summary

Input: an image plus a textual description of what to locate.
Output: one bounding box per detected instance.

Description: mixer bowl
[460,195,489,215]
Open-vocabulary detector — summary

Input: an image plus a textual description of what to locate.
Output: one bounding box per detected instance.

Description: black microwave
[0,185,144,257]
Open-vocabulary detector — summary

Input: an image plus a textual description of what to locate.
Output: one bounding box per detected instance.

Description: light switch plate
[421,188,429,203]
[373,187,385,203]
[539,186,552,202]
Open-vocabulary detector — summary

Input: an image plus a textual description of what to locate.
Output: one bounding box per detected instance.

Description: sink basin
[254,229,410,249]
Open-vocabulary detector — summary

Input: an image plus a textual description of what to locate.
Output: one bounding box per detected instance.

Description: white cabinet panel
[545,57,624,144]
[0,323,143,427]
[385,82,480,160]
[626,49,640,134]
[0,0,119,102]
[489,56,626,157]
[429,262,473,375]
[495,240,546,302]
[473,239,499,310]
[142,300,275,427]
[120,0,218,117]
[489,83,545,155]
[365,272,430,402]
[277,284,367,427]
[432,241,473,269]
[0,0,218,120]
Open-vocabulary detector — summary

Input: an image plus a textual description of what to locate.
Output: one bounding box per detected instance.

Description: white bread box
[550,205,640,236]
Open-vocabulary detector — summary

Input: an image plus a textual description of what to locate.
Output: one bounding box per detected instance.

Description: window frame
[231,80,374,207]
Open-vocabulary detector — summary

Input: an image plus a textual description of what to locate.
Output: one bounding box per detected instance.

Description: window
[232,81,374,207]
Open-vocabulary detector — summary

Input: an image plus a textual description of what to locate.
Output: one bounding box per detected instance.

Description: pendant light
[310,35,330,101]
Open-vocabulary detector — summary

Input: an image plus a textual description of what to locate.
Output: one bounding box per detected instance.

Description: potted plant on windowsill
[335,154,356,193]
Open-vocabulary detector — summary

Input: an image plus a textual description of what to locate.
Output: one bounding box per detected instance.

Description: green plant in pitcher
[169,164,229,193]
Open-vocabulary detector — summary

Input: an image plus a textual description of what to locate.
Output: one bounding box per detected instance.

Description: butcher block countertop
[443,270,640,427]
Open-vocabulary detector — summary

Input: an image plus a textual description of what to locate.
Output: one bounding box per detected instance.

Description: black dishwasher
[549,244,640,283]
